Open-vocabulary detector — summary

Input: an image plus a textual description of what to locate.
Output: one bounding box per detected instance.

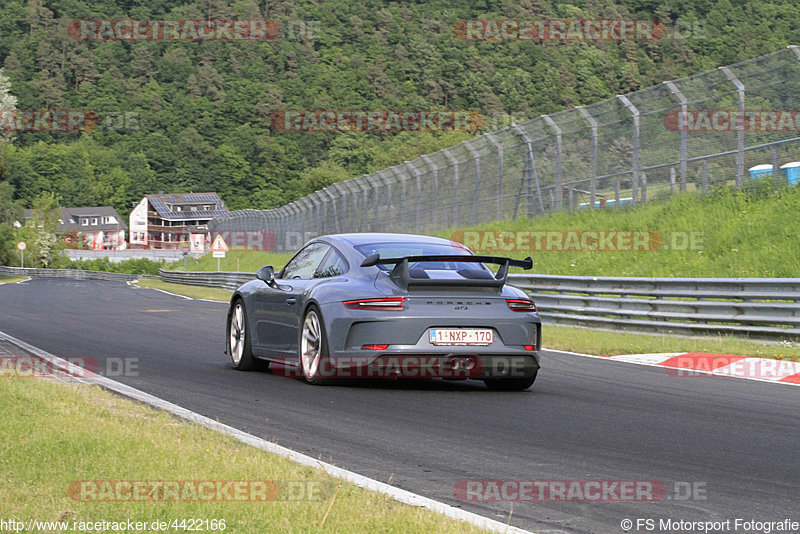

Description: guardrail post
[421,155,439,230]
[664,80,688,191]
[542,114,563,210]
[484,132,505,219]
[463,140,482,223]
[511,123,545,217]
[442,149,460,227]
[719,66,746,188]
[617,94,640,204]
[577,107,598,208]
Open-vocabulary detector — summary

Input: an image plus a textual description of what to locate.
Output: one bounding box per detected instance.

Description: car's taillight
[506,299,536,312]
[343,297,406,311]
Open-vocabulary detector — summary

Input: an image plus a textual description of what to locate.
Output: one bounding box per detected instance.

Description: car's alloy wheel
[300,307,331,385]
[229,300,258,370]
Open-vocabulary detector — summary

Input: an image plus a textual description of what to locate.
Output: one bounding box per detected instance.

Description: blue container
[748,164,773,179]
[780,162,800,185]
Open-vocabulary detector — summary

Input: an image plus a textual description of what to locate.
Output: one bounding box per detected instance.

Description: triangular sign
[210,235,229,252]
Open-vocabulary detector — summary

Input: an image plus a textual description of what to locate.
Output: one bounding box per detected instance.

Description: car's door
[254,242,331,357]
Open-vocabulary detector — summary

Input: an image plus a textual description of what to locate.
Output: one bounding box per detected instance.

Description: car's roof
[324,233,457,247]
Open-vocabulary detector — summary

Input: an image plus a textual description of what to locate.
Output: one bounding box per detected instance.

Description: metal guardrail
[158,270,253,292]
[508,274,800,340]
[0,266,157,282]
[5,266,796,340]
[155,271,800,340]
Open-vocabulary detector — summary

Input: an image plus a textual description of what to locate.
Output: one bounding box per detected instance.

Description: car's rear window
[355,242,490,276]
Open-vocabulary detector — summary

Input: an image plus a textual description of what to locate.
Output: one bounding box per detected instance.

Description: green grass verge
[544,325,800,362]
[134,279,232,302]
[438,181,800,277]
[0,377,489,533]
[0,275,27,283]
[164,251,294,273]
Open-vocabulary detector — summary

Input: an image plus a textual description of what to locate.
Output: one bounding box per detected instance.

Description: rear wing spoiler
[360,254,533,290]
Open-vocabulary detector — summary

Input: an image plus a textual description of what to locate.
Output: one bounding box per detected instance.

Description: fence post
[463,140,482,224]
[298,198,311,240]
[421,155,439,230]
[343,180,359,232]
[511,123,544,217]
[484,132,505,219]
[443,149,460,227]
[702,160,709,193]
[378,169,394,232]
[617,94,640,203]
[577,106,598,208]
[542,114,563,210]
[670,166,676,193]
[325,185,342,234]
[772,147,780,180]
[306,195,320,236]
[365,175,380,232]
[664,80,688,191]
[719,66,745,188]
[388,165,407,232]
[405,160,423,232]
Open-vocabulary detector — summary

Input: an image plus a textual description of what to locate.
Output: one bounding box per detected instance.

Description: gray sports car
[226,233,541,390]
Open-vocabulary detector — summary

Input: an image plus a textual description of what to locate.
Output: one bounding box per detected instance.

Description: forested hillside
[1,0,799,216]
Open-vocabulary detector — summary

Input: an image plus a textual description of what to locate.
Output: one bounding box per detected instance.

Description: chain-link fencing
[210,46,800,251]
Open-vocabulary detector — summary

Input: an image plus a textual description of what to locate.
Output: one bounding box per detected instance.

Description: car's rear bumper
[326,349,540,379]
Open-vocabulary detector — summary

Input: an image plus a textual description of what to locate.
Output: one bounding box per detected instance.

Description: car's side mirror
[256,265,275,286]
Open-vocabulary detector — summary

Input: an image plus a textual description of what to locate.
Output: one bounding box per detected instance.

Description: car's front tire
[229,299,260,371]
[299,305,332,385]
[483,370,537,391]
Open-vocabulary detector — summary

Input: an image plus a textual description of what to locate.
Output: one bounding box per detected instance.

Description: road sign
[16,242,26,251]
[212,251,226,258]
[210,235,229,252]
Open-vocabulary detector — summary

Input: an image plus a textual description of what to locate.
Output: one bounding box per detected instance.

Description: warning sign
[210,235,229,252]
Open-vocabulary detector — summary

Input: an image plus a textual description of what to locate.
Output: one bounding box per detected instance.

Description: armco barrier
[158,270,254,291]
[7,267,798,340]
[507,274,800,340]
[0,266,157,282]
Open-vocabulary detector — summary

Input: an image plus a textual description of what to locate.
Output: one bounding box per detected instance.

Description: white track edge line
[559,348,800,387]
[0,329,533,534]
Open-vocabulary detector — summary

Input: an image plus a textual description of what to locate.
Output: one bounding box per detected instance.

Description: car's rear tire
[229,299,260,371]
[299,305,332,385]
[483,370,537,391]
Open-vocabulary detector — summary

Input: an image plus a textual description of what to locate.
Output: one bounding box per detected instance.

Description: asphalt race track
[2,279,799,533]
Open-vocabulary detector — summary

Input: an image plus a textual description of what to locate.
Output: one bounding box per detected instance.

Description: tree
[15,191,64,268]
[0,67,17,144]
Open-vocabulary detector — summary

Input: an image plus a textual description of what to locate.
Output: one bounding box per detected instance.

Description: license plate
[429,328,493,346]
